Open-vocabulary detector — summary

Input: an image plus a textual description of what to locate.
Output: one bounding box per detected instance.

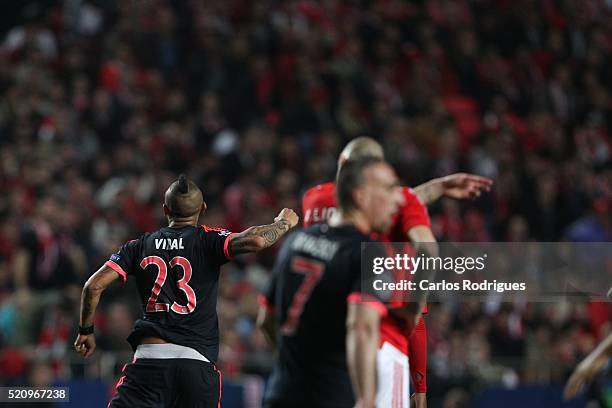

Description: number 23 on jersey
[140,256,197,315]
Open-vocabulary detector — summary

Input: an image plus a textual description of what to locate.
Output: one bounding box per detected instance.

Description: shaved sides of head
[164,174,204,218]
[338,136,384,168]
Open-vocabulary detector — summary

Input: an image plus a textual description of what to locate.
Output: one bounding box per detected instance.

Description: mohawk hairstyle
[164,174,203,218]
[177,174,189,193]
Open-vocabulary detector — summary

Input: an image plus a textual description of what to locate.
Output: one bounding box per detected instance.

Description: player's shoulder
[287,224,364,264]
[319,224,371,249]
[400,186,426,206]
[303,181,336,200]
[306,181,336,193]
[401,185,417,198]
[293,223,368,246]
[198,224,232,237]
[332,226,370,264]
[299,223,339,237]
[123,233,147,247]
[113,233,148,258]
[199,224,231,233]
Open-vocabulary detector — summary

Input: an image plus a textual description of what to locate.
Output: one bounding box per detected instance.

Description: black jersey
[105,225,235,362]
[262,224,387,408]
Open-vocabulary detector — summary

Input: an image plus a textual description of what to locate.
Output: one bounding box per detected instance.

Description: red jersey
[302,182,337,227]
[301,181,430,392]
[302,182,430,233]
[302,181,431,307]
[302,182,431,392]
[301,182,431,326]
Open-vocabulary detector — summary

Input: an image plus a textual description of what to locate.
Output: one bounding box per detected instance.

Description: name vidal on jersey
[155,238,185,250]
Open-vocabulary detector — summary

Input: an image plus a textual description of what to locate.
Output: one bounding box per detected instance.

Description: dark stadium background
[0,0,610,407]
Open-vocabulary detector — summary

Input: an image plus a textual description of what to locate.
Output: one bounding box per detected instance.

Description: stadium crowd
[0,0,610,406]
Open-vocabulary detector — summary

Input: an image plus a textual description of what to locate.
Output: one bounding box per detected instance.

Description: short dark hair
[336,156,384,212]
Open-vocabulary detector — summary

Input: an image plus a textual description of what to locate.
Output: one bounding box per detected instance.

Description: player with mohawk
[74,174,299,408]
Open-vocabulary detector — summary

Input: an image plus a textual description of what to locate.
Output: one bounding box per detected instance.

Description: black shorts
[108,358,221,408]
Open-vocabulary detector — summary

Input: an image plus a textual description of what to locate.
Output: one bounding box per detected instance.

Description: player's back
[303,182,429,235]
[106,224,234,362]
[302,182,337,227]
[264,224,372,408]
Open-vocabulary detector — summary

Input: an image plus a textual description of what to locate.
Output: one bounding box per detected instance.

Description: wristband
[78,325,94,335]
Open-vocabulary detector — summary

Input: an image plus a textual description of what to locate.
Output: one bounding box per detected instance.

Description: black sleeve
[348,245,389,317]
[105,238,140,283]
[200,226,236,266]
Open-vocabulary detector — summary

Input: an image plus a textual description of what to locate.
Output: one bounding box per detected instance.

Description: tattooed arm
[230,208,299,255]
[74,266,120,358]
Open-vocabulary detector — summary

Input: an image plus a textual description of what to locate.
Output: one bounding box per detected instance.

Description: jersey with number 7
[105,224,235,363]
[261,224,388,407]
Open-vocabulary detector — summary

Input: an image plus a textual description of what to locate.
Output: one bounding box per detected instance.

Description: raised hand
[441,173,493,200]
[275,208,299,228]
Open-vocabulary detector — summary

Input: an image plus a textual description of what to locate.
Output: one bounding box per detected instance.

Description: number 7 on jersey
[280,256,325,336]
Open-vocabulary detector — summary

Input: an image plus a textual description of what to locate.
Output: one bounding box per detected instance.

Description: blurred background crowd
[0,0,610,407]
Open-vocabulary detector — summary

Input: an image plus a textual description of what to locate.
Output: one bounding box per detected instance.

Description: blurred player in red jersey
[298,137,492,408]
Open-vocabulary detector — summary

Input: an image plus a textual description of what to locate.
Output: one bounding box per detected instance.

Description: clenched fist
[275,208,299,228]
[74,334,96,358]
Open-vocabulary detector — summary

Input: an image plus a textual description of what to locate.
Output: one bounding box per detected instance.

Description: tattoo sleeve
[230,220,292,255]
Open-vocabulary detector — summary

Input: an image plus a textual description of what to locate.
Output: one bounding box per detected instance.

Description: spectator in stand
[0,1,609,406]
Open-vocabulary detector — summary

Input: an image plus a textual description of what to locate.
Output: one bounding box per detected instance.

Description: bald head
[164,174,204,220]
[338,137,384,168]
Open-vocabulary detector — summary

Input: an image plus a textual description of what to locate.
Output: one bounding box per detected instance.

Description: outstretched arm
[229,208,299,255]
[564,333,612,400]
[413,173,493,205]
[74,265,121,358]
